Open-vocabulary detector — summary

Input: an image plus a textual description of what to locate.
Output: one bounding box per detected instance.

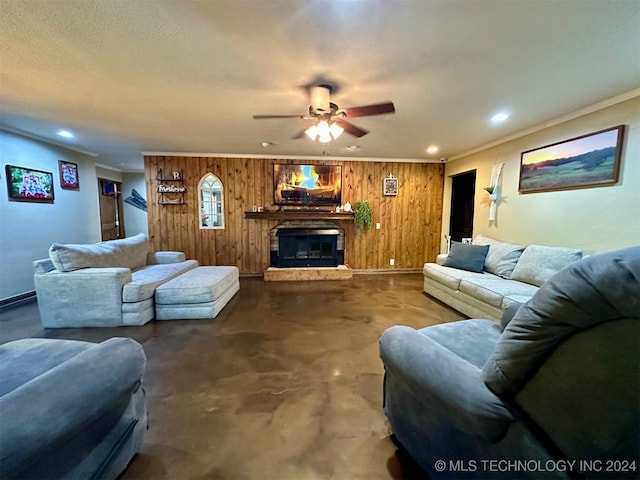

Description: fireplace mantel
[244,211,354,221]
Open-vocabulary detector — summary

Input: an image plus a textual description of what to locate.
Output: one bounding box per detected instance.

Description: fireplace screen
[276,228,340,267]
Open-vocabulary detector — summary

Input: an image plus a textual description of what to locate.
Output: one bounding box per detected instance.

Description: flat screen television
[273,164,342,207]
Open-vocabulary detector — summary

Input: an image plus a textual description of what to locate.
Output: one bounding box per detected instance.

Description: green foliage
[520,157,616,190]
[354,200,373,230]
[483,186,495,194]
[8,167,53,198]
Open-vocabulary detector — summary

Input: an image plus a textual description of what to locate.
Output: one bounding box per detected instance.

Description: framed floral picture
[5,165,55,203]
[59,160,80,190]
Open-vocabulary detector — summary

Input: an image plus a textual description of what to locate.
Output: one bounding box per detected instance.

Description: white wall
[442,96,640,254]
[95,166,122,182]
[121,172,149,237]
[0,130,102,300]
[94,167,148,238]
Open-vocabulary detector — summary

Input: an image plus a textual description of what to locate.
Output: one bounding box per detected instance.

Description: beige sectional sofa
[423,235,583,321]
[33,233,198,327]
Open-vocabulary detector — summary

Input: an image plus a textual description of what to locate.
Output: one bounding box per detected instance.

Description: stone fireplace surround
[270,221,345,268]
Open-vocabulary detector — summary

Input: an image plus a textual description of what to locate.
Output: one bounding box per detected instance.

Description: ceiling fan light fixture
[305,124,319,140]
[317,120,330,137]
[305,119,344,143]
[329,122,344,139]
[318,131,332,144]
[254,84,395,143]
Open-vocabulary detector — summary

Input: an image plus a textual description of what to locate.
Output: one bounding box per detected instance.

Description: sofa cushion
[458,279,504,308]
[423,263,489,290]
[122,260,198,302]
[501,293,536,310]
[473,235,525,279]
[443,242,489,273]
[419,319,502,368]
[515,319,640,464]
[155,266,239,304]
[459,277,538,309]
[0,339,93,396]
[483,246,640,397]
[49,233,149,272]
[510,244,582,287]
[499,301,524,331]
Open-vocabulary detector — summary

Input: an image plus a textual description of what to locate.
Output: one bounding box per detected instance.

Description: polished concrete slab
[0,273,464,479]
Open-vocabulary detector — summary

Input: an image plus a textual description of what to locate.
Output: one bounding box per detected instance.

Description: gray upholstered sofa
[33,233,198,327]
[423,235,583,321]
[382,246,640,478]
[0,337,147,480]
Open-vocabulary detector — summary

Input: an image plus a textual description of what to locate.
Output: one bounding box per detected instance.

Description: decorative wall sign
[487,163,504,221]
[519,125,624,193]
[5,165,55,203]
[59,160,80,189]
[124,188,147,211]
[157,168,186,205]
[383,174,398,196]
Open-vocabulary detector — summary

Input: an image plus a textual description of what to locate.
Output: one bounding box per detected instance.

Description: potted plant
[483,186,498,221]
[483,185,498,201]
[353,200,373,230]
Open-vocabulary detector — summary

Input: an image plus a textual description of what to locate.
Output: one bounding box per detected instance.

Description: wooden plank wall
[144,156,445,273]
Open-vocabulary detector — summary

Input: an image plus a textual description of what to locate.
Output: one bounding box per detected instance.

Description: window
[199,173,224,229]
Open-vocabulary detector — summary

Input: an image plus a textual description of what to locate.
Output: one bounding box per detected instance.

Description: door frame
[98,178,125,241]
[448,170,476,246]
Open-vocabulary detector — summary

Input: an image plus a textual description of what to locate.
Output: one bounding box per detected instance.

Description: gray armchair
[0,337,147,479]
[380,247,640,478]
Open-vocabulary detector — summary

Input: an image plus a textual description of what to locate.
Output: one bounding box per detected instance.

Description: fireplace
[270,221,345,268]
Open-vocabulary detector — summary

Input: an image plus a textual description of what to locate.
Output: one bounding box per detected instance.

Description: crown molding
[141,151,441,164]
[0,127,99,157]
[449,88,640,161]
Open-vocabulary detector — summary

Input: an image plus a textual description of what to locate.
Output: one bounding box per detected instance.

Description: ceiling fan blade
[336,120,369,138]
[253,114,304,119]
[292,122,318,139]
[344,102,395,118]
[292,128,308,139]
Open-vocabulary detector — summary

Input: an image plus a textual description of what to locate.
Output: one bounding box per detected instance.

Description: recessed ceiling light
[56,130,75,138]
[426,146,439,154]
[261,141,272,147]
[347,145,361,151]
[490,112,510,123]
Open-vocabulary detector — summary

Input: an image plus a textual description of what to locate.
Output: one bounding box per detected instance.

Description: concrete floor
[0,273,464,480]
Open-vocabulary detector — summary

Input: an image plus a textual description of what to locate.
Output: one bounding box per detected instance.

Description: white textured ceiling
[1,0,639,171]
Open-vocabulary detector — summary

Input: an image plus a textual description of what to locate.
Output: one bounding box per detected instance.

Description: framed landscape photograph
[59,160,79,189]
[519,125,624,194]
[5,165,55,203]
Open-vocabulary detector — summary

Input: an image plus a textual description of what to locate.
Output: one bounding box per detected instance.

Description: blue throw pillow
[443,242,489,273]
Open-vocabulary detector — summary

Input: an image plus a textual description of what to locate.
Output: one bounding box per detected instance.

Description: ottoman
[154,266,239,320]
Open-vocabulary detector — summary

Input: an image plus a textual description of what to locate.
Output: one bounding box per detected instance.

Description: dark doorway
[98,179,125,241]
[449,170,476,242]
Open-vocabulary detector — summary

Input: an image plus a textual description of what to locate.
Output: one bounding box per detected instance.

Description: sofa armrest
[435,253,448,265]
[34,268,132,327]
[146,251,186,264]
[0,337,146,477]
[380,325,513,441]
[33,258,55,274]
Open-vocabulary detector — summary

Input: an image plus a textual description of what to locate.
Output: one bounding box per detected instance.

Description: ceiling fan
[253,84,395,142]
